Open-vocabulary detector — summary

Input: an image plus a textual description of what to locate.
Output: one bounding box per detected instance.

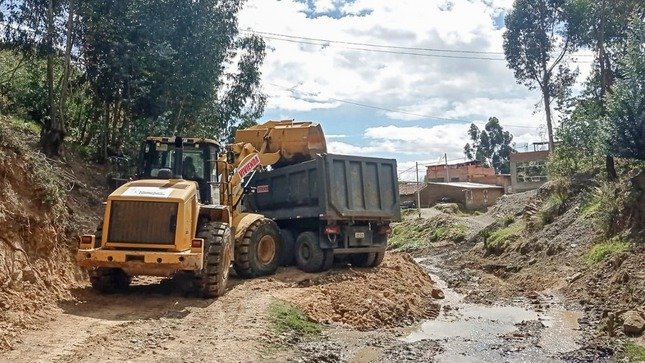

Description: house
[398,182,430,207]
[510,143,551,193]
[426,160,494,182]
[426,182,504,210]
[426,160,511,192]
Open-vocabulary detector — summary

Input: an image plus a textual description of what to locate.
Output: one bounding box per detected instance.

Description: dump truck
[244,154,400,273]
[77,120,326,297]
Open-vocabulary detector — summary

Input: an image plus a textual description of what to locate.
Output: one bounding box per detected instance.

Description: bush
[484,221,524,255]
[580,181,626,236]
[585,237,630,264]
[268,300,321,336]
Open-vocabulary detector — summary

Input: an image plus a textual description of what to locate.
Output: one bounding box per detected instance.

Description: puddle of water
[407,258,583,363]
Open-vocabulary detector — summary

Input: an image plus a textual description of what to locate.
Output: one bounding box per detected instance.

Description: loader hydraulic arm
[218,119,328,216]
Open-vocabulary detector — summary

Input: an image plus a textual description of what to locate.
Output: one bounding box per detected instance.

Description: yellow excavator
[76,120,326,297]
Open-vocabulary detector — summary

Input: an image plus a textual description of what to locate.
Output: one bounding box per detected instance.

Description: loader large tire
[234,219,281,278]
[196,221,233,298]
[90,267,131,293]
[295,231,332,273]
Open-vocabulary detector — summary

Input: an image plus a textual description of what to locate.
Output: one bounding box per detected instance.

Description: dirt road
[1,276,290,363]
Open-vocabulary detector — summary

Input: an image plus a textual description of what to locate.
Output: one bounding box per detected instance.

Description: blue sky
[238,0,592,180]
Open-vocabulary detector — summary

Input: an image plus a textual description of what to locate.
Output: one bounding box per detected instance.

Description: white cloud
[239,0,570,172]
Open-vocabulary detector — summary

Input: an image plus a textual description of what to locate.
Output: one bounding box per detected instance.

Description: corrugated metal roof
[398,182,427,195]
[427,182,503,189]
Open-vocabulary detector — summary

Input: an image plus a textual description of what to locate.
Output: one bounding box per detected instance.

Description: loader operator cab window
[141,140,218,204]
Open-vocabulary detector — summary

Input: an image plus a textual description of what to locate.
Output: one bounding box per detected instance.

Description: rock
[21,267,37,283]
[622,310,645,335]
[567,272,583,283]
[431,288,445,299]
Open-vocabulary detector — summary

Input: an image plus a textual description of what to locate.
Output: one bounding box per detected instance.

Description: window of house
[516,160,548,183]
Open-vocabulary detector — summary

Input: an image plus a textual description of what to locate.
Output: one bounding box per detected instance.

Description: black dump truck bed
[244,153,401,222]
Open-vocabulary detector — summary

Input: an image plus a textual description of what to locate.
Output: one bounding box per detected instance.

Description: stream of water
[405,258,583,362]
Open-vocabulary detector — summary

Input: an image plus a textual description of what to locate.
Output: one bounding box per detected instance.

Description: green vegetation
[580,181,627,236]
[268,301,321,336]
[1,1,265,158]
[502,214,516,227]
[585,237,631,264]
[429,223,467,243]
[625,342,645,362]
[485,221,524,254]
[389,218,468,251]
[463,117,515,174]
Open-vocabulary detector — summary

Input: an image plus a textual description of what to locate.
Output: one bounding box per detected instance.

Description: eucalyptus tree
[503,0,576,151]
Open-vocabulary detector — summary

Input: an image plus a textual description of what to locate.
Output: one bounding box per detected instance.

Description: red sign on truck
[237,154,261,180]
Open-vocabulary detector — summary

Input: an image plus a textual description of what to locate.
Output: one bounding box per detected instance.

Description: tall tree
[564,0,643,178]
[77,0,266,160]
[1,0,74,156]
[606,19,645,161]
[503,0,576,151]
[464,117,515,174]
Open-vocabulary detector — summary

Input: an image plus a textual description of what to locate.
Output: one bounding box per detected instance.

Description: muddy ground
[0,122,643,362]
[3,201,642,362]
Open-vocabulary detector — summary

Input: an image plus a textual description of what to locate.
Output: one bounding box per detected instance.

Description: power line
[244,29,505,55]
[267,82,540,129]
[244,29,594,63]
[257,35,507,61]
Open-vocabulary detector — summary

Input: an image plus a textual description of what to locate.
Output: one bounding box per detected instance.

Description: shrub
[585,237,630,264]
[268,300,321,336]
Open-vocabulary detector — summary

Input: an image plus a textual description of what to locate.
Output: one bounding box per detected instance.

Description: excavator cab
[138,137,221,205]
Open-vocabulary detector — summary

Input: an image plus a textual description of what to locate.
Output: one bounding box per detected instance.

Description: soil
[287,253,441,330]
[0,120,110,350]
[1,121,643,362]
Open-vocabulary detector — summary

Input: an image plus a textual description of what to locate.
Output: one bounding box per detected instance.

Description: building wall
[426,163,495,182]
[424,183,503,210]
[510,151,550,192]
[471,174,512,193]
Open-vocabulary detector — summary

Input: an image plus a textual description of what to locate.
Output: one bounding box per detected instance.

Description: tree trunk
[41,0,64,157]
[543,89,555,152]
[597,0,617,180]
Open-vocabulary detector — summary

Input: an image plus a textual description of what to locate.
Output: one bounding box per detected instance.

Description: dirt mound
[487,189,537,218]
[0,120,107,350]
[286,253,441,331]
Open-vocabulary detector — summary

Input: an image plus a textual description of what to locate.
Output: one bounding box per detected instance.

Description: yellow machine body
[77,120,325,280]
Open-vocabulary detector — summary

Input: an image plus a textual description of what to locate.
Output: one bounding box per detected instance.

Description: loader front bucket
[234,120,327,167]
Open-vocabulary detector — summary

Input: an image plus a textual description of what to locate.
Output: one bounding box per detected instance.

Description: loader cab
[138,137,222,205]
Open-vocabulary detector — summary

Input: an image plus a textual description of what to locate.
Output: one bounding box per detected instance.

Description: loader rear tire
[234,219,281,278]
[349,253,377,267]
[295,231,332,273]
[196,221,232,298]
[90,268,130,293]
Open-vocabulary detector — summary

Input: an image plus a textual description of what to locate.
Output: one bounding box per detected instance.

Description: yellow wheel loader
[77,120,326,297]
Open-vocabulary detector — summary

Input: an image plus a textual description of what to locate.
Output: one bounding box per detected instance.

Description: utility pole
[415,161,421,218]
[444,153,449,182]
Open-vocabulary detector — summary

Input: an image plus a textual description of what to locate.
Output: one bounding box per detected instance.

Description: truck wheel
[90,267,130,293]
[196,221,233,298]
[349,253,377,267]
[370,247,386,267]
[234,219,282,278]
[279,228,296,266]
[321,250,334,271]
[295,231,330,273]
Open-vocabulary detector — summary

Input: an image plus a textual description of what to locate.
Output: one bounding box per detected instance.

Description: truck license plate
[355,232,365,239]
